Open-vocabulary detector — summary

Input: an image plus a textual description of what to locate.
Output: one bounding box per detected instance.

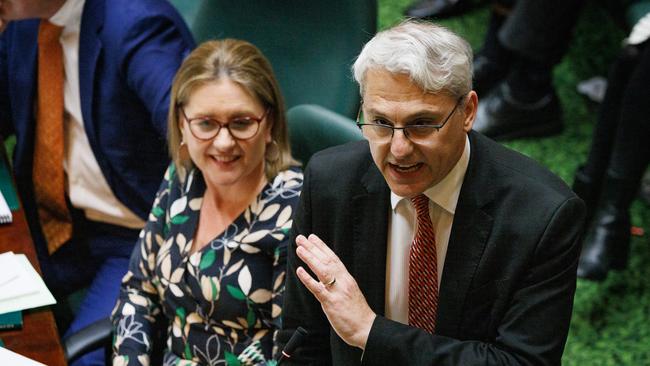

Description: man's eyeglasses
[179,107,270,141]
[356,96,464,144]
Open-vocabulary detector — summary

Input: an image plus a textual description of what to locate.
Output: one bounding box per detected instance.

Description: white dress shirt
[50,0,144,229]
[384,136,470,325]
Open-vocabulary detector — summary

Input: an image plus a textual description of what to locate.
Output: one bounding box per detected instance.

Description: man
[279,21,584,365]
[0,0,193,364]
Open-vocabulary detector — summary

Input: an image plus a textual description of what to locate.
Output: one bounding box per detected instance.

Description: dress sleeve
[111,164,175,366]
[268,169,303,360]
[270,221,288,359]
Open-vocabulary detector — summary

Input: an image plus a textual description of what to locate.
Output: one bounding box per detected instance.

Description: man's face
[361,68,477,198]
[0,0,64,22]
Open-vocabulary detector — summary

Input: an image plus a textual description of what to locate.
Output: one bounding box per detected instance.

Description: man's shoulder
[97,0,180,18]
[91,0,186,36]
[307,140,373,178]
[469,131,576,203]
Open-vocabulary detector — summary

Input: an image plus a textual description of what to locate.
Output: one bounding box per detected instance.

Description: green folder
[0,159,19,211]
[0,311,23,331]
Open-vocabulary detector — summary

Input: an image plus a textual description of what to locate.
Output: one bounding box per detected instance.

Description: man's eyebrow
[364,108,444,120]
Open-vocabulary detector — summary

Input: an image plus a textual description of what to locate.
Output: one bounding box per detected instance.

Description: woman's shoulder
[273,166,304,185]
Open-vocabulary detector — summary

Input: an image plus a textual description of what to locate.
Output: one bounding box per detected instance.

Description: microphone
[275,327,308,365]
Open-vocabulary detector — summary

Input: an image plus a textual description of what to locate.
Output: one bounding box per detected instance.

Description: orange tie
[408,194,439,334]
[33,20,72,254]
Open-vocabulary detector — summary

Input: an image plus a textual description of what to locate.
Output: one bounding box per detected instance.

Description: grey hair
[353,20,473,98]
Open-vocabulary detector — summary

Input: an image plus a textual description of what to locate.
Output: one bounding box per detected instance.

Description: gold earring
[266,140,280,162]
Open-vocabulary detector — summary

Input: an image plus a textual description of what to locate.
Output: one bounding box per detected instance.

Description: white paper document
[0,252,40,300]
[0,347,47,366]
[0,251,20,287]
[0,253,56,314]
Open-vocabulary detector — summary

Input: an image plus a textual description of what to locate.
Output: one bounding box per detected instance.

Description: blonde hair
[168,39,297,180]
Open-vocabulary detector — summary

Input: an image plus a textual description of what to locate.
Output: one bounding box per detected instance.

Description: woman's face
[180,78,271,191]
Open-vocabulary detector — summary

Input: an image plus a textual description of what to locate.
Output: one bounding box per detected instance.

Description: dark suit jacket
[280,131,585,365]
[0,0,194,245]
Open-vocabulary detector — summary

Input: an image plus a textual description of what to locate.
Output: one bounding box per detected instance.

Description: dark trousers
[32,208,140,366]
[498,0,584,66]
[582,41,650,187]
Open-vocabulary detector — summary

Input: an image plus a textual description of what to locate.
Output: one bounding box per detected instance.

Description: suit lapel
[352,159,390,315]
[77,0,104,146]
[436,132,494,337]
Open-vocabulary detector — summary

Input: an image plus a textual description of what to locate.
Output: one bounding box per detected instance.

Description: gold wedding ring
[324,277,336,287]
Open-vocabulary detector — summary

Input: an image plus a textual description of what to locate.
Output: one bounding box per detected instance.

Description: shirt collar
[390,135,471,214]
[49,0,85,29]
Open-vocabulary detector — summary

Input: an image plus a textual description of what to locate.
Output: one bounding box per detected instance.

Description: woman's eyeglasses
[180,107,270,141]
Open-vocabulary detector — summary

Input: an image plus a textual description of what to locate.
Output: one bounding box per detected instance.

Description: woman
[111,39,303,365]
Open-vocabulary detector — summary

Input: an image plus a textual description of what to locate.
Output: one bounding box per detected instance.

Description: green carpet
[378,1,650,364]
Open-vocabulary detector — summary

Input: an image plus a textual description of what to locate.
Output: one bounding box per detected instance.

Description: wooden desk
[0,206,67,365]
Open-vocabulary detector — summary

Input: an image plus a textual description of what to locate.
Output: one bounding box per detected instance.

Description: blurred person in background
[472,0,584,140]
[574,11,650,282]
[404,0,485,19]
[0,0,194,365]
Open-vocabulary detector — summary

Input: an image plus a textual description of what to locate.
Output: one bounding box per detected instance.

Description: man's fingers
[296,266,326,301]
[296,234,329,260]
[296,244,332,284]
[307,234,337,258]
[298,234,341,270]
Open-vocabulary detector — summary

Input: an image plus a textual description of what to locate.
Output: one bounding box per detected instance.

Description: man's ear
[462,91,478,132]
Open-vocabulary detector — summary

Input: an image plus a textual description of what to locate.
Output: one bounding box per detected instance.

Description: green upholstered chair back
[287,104,364,167]
[168,0,201,29]
[189,0,377,119]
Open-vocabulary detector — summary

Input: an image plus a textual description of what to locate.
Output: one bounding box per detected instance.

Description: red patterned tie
[408,194,439,334]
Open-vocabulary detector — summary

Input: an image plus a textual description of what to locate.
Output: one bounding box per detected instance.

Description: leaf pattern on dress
[111,164,303,365]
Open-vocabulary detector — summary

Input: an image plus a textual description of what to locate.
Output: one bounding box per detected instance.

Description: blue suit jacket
[0,0,195,240]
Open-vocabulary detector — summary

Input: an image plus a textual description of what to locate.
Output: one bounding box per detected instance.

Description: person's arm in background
[270,223,288,360]
[0,27,15,142]
[116,1,195,136]
[110,165,175,366]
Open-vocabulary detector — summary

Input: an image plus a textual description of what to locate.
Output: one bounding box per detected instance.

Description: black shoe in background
[405,0,473,19]
[577,174,637,282]
[473,82,563,140]
[577,211,630,282]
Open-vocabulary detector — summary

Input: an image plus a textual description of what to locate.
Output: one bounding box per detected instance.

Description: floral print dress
[111,164,303,366]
